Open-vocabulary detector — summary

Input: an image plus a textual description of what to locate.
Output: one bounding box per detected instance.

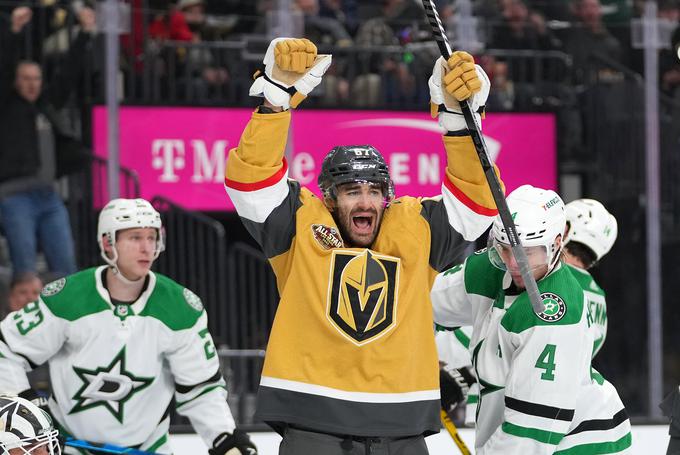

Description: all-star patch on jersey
[311,224,344,250]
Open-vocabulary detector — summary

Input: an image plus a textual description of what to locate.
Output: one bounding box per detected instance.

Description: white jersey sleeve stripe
[224,170,290,223]
[442,180,497,241]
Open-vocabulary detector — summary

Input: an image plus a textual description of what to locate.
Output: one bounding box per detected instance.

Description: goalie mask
[97,199,165,282]
[488,185,566,277]
[318,145,394,205]
[0,396,60,455]
[565,198,617,263]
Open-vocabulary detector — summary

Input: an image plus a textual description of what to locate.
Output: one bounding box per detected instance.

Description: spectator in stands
[490,0,561,51]
[7,272,42,312]
[149,0,229,101]
[149,0,195,41]
[562,0,625,84]
[295,0,353,46]
[0,6,94,278]
[479,55,516,110]
[319,0,359,36]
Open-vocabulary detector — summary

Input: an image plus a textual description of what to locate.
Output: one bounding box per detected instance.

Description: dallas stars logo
[70,347,154,423]
[536,292,567,322]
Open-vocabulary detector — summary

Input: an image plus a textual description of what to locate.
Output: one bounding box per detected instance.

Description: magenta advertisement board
[93,107,555,211]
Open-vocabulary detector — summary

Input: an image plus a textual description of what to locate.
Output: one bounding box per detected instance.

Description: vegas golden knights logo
[327,250,400,345]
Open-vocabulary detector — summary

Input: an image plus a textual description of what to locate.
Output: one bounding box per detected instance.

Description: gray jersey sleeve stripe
[567,408,629,435]
[420,199,470,272]
[505,396,575,421]
[240,180,303,259]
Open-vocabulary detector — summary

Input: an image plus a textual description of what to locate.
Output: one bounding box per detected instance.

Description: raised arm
[422,52,505,271]
[0,7,32,103]
[45,7,97,108]
[224,38,331,255]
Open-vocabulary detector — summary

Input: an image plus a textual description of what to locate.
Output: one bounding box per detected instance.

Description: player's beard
[333,205,384,248]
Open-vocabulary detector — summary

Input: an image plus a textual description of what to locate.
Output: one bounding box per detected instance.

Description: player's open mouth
[352,215,374,234]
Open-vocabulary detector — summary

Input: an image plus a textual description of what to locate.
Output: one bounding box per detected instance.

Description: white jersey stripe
[224,171,290,223]
[442,183,496,241]
[260,376,440,403]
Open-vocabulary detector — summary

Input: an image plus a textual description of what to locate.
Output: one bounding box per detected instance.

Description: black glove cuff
[210,429,257,455]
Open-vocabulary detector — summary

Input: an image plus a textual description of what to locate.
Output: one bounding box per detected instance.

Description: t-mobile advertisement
[93,107,556,211]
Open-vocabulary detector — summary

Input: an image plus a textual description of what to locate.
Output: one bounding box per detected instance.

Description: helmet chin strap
[100,246,145,286]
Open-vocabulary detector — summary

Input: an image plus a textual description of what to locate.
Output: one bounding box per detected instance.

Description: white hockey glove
[428,51,490,132]
[440,364,476,415]
[209,429,257,455]
[249,37,332,110]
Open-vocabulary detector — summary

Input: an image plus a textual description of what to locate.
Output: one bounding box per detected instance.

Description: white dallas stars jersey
[0,266,235,453]
[567,264,608,358]
[432,251,632,454]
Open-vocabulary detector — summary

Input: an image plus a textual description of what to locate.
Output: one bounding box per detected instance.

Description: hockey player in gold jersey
[224,37,503,454]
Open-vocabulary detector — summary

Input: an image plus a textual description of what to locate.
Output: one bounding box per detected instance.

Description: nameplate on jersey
[326,250,400,346]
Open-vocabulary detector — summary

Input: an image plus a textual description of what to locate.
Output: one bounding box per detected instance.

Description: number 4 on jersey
[535,344,556,381]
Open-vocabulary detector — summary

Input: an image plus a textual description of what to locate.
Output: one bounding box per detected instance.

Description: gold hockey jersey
[224,110,501,437]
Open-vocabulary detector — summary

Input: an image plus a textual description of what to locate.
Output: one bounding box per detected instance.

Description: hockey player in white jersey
[0,395,61,455]
[437,198,619,428]
[563,199,618,358]
[0,199,257,455]
[431,185,632,454]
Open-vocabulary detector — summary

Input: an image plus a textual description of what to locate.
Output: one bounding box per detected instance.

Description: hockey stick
[440,409,471,455]
[65,437,158,454]
[421,0,544,314]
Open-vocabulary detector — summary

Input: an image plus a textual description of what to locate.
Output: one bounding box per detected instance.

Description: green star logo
[70,347,154,423]
[536,292,567,322]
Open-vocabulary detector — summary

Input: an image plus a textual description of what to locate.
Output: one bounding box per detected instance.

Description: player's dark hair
[565,241,598,269]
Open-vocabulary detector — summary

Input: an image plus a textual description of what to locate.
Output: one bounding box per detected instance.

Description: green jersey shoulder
[41,267,204,330]
[461,249,505,299]
[566,264,605,296]
[141,273,204,330]
[501,264,585,334]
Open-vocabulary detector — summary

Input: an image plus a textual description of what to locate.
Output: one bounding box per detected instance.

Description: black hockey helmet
[318,145,394,201]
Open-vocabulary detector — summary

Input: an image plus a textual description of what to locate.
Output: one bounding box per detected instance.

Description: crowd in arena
[2,0,679,108]
[0,0,679,424]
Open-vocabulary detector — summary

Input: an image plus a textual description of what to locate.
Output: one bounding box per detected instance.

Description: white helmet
[97,199,165,273]
[565,199,617,262]
[488,185,566,273]
[0,395,61,454]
